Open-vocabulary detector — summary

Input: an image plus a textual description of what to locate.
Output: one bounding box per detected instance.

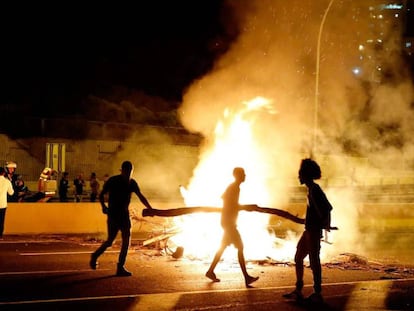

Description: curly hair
[299,158,321,180]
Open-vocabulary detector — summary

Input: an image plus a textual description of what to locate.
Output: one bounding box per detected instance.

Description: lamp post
[312,0,335,157]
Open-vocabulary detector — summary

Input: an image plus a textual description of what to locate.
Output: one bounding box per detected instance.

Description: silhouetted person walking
[205,167,259,287]
[283,158,333,304]
[90,161,153,276]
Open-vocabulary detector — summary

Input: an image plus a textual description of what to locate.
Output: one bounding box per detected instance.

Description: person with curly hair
[283,158,333,304]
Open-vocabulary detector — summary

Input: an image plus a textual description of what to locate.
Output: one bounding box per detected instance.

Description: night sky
[1,2,237,118]
[2,1,413,123]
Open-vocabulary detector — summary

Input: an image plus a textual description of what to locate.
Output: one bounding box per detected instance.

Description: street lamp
[312,0,335,157]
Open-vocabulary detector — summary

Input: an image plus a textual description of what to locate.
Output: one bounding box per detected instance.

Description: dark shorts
[221,226,243,249]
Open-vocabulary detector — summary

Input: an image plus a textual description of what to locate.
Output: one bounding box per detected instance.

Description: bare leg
[206,246,225,282]
[294,232,309,292]
[238,249,259,287]
[238,249,248,277]
[308,233,322,294]
[283,231,309,300]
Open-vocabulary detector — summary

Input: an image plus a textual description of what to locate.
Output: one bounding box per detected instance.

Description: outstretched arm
[136,191,153,209]
[240,205,305,224]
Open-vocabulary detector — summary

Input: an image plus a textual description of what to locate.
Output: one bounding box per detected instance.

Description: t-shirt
[103,174,140,219]
[0,176,14,208]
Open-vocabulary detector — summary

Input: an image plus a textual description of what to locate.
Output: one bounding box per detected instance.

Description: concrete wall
[5,202,174,235]
[7,203,107,234]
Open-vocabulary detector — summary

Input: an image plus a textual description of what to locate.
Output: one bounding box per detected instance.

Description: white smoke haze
[177,0,414,262]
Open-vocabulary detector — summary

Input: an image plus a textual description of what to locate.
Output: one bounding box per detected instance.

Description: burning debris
[325,253,414,278]
[129,222,414,279]
[142,227,181,247]
[251,252,414,280]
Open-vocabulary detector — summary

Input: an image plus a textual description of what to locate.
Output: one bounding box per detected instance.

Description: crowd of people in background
[1,161,107,203]
[61,171,104,203]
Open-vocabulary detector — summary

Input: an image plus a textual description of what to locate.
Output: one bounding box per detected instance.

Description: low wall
[6,203,106,235]
[5,202,174,235]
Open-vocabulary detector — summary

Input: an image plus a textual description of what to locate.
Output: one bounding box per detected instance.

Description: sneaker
[305,292,323,304]
[116,266,132,277]
[89,255,98,270]
[205,271,220,282]
[245,275,259,287]
[283,289,304,301]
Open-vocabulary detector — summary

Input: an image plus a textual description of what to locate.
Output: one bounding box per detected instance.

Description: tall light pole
[312,0,335,157]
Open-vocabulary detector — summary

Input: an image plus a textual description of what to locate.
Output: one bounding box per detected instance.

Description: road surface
[0,235,413,310]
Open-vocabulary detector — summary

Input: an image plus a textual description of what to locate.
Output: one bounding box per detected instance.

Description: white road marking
[20,250,119,256]
[0,269,110,276]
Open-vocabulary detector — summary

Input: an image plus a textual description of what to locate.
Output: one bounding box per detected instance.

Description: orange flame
[170,97,301,262]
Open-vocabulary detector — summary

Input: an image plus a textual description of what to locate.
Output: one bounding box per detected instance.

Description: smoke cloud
[178,0,414,261]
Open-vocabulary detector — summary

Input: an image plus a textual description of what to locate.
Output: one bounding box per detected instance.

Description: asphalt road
[0,236,413,310]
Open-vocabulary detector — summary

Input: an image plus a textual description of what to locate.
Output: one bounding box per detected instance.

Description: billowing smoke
[178,0,414,260]
[105,127,199,203]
